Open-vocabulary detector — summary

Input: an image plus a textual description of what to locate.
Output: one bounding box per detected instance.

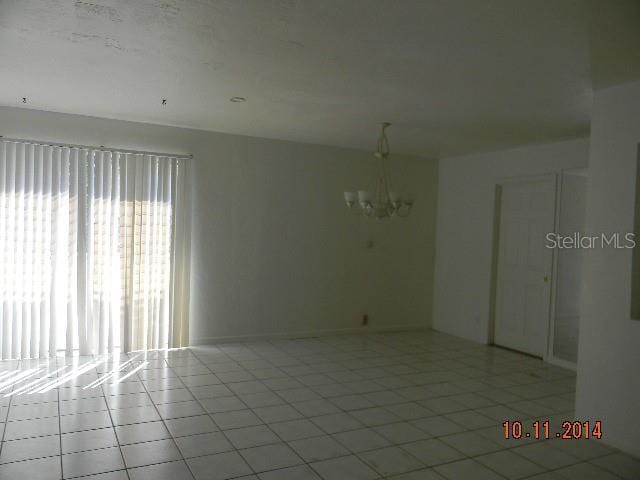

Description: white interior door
[494,175,556,357]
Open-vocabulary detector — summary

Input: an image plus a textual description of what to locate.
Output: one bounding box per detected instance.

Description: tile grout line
[168,350,263,479]
[100,354,132,480]
[0,358,20,458]
[185,347,370,478]
[191,349,319,477]
[188,341,580,479]
[186,346,493,478]
[170,350,274,476]
[133,351,197,480]
[188,347,520,480]
[56,356,64,480]
[0,334,631,480]
[200,343,450,479]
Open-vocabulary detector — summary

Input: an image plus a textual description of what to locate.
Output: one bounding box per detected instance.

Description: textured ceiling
[0,0,638,157]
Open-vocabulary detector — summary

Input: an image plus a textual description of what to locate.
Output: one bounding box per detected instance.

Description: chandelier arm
[396,205,412,218]
[387,204,396,217]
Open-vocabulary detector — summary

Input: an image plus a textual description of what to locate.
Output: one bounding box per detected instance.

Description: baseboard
[431,324,488,345]
[190,324,427,346]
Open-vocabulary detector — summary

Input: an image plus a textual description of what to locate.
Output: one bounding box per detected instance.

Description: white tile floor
[1,330,639,479]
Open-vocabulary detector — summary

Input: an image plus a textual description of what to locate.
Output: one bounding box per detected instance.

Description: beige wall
[0,106,438,344]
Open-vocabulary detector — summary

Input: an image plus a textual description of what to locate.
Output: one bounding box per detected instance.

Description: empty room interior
[1,1,640,479]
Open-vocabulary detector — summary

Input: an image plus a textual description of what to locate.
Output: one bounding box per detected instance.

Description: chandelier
[344,122,414,219]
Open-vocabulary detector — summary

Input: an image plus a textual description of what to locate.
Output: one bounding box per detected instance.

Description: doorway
[493,174,557,357]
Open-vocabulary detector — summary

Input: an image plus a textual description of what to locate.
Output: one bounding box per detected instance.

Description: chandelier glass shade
[344,123,415,219]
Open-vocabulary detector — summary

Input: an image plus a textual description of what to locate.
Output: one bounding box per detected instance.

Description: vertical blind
[0,139,188,359]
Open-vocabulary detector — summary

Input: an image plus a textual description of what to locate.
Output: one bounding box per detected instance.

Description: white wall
[433,138,589,343]
[576,80,640,456]
[0,106,438,344]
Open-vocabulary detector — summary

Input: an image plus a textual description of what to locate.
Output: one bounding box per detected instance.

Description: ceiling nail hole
[230,97,246,103]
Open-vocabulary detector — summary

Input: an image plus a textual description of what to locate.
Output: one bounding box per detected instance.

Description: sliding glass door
[0,139,188,359]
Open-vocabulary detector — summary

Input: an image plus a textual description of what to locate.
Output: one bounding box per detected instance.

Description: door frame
[545,168,587,371]
[489,173,559,361]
